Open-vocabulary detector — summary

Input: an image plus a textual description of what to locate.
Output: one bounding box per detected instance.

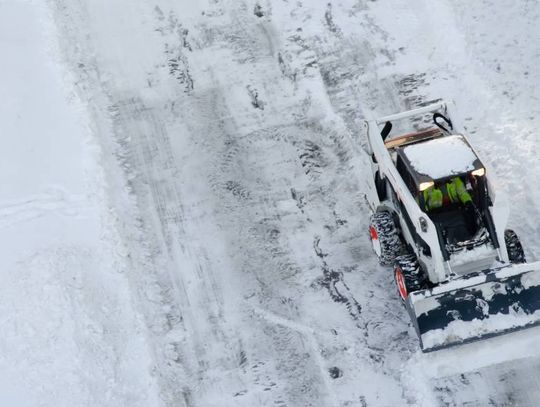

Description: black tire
[393,254,427,301]
[505,229,526,264]
[369,211,401,266]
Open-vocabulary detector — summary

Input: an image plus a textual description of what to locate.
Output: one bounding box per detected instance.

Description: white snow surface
[449,243,495,269]
[3,0,540,406]
[421,309,540,351]
[0,2,159,406]
[403,135,478,179]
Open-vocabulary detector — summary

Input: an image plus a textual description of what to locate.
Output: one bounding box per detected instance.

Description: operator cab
[394,134,490,252]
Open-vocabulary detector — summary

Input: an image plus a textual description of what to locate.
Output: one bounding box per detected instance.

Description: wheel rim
[369,226,381,256]
[395,267,408,300]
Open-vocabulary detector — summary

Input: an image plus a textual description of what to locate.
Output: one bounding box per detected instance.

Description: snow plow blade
[407,262,540,352]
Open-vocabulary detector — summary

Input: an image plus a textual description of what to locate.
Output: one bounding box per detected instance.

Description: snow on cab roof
[402,135,478,179]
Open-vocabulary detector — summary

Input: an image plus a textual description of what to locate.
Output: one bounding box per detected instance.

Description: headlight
[419,181,435,191]
[472,168,485,177]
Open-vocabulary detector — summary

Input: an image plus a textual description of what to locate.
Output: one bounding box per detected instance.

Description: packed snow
[3,0,540,406]
[448,243,495,269]
[421,309,540,351]
[403,135,478,179]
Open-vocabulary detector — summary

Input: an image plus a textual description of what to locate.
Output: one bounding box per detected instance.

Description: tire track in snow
[0,189,92,230]
[250,306,339,407]
[312,235,362,322]
[181,6,368,401]
[110,95,249,405]
[151,4,337,404]
[272,2,433,402]
[50,1,251,405]
[200,118,333,405]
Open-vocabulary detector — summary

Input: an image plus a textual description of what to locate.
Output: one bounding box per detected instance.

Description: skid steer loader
[363,101,540,351]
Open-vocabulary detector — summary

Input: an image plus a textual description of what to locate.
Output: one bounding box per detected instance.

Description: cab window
[395,155,417,196]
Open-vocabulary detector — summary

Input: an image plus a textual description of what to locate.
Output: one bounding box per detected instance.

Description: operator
[423,177,472,211]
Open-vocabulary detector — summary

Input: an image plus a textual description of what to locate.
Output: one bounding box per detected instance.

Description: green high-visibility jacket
[423,177,472,211]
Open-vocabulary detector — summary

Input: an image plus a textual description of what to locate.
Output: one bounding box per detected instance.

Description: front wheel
[505,229,526,264]
[394,254,427,301]
[368,211,401,266]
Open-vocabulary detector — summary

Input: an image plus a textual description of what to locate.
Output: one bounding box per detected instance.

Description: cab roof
[397,134,483,181]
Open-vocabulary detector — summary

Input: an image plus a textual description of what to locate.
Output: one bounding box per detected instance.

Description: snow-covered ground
[3,0,540,405]
[0,2,159,406]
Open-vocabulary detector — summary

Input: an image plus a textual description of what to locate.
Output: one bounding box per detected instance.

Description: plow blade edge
[407,262,540,352]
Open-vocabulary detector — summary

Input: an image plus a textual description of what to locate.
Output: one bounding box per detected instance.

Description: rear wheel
[368,211,401,266]
[394,254,427,301]
[505,229,526,264]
